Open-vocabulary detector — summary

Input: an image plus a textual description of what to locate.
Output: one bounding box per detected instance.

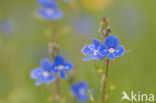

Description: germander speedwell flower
[31,59,56,85]
[99,35,124,59]
[51,56,73,79]
[71,81,89,102]
[37,0,63,20]
[38,7,63,20]
[37,0,58,8]
[81,38,104,61]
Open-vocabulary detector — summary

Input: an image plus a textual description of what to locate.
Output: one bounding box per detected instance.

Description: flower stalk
[81,16,125,103]
[102,58,110,103]
[99,17,111,103]
[49,21,61,103]
[31,1,75,103]
[49,21,59,59]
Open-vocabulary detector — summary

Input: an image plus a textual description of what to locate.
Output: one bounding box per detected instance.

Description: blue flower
[71,81,89,102]
[99,35,124,59]
[37,0,58,8]
[51,56,73,79]
[38,7,63,20]
[0,20,14,34]
[81,38,104,61]
[31,59,56,86]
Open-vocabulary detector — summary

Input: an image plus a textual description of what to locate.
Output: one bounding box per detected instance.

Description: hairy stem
[49,21,59,59]
[49,21,61,103]
[50,21,57,42]
[102,58,110,103]
[55,76,60,102]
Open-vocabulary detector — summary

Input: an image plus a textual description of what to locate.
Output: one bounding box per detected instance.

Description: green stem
[49,21,61,103]
[102,58,110,103]
[55,76,61,103]
[49,21,59,59]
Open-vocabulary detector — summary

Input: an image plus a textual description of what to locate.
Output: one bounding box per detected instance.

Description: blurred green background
[0,0,156,103]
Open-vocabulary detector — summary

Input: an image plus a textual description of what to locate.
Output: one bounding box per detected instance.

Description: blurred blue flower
[31,59,56,86]
[99,35,124,59]
[37,0,58,8]
[0,20,14,34]
[38,7,63,20]
[71,81,89,102]
[74,16,95,36]
[52,56,73,79]
[81,38,104,61]
[66,14,96,36]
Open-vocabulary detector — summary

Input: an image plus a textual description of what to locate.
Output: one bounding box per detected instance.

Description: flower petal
[98,45,109,56]
[51,65,59,73]
[60,71,66,79]
[38,8,63,20]
[114,46,124,57]
[93,38,102,49]
[54,55,65,65]
[82,55,98,61]
[104,35,119,48]
[40,59,51,71]
[51,9,63,20]
[97,54,105,60]
[108,53,115,59]
[77,94,89,102]
[35,79,44,86]
[45,74,56,84]
[64,62,73,71]
[37,0,58,8]
[81,45,94,55]
[31,68,44,79]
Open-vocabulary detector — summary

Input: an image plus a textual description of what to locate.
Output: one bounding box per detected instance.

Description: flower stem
[49,21,59,59]
[55,75,61,103]
[49,21,61,103]
[50,21,57,42]
[102,58,110,103]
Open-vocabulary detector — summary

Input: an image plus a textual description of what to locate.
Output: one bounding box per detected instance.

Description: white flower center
[109,48,115,53]
[43,71,49,77]
[46,8,54,15]
[79,88,85,95]
[94,50,98,55]
[55,65,64,70]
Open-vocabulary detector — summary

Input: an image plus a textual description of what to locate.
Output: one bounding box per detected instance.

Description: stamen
[43,71,49,77]
[94,50,98,55]
[56,65,64,70]
[109,48,115,53]
[116,50,119,52]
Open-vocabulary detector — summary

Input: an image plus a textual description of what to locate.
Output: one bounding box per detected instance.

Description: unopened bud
[102,17,109,23]
[48,41,59,53]
[101,17,109,26]
[106,27,111,33]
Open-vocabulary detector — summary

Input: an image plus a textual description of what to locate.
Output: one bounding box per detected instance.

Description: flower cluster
[30,56,73,85]
[71,81,89,102]
[82,35,125,60]
[37,0,63,20]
